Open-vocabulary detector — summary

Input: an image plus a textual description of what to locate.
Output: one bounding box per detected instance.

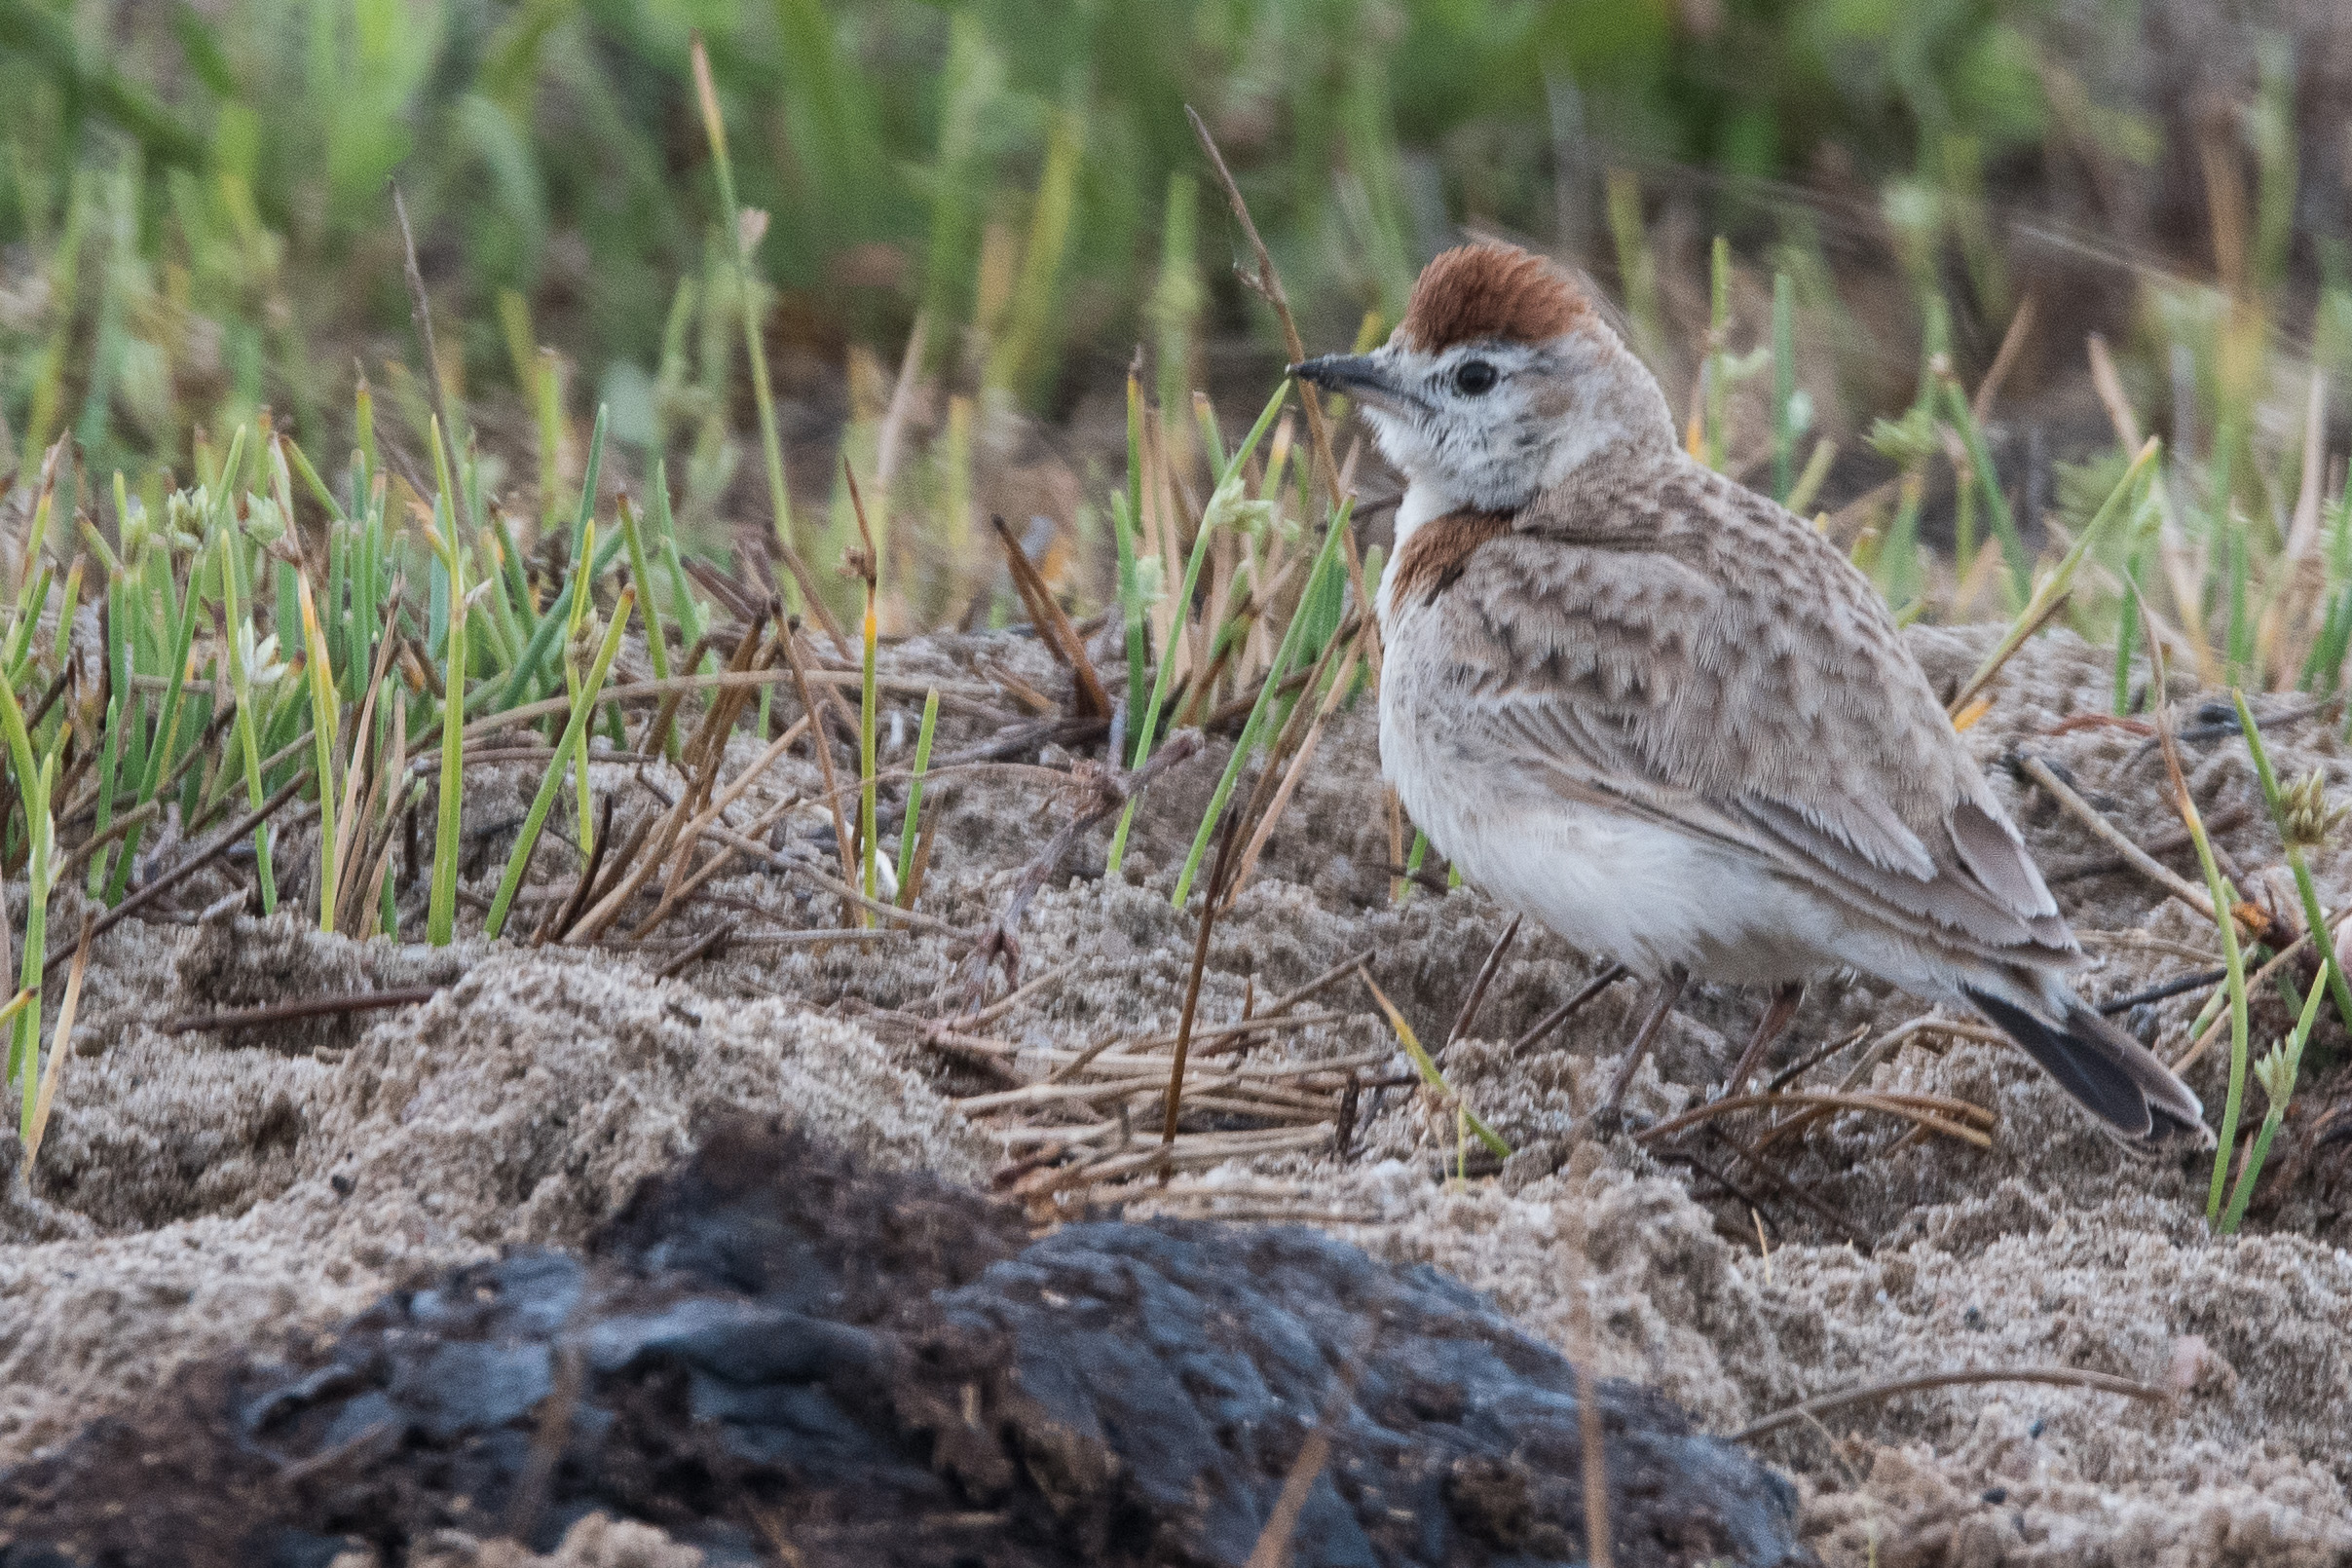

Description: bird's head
[1291,243,1674,523]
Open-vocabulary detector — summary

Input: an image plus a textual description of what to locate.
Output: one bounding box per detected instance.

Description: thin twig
[1734,1366,2168,1442]
[1512,963,1629,1055]
[1761,1025,1872,1096]
[537,793,616,945]
[391,183,458,445]
[23,927,93,1172]
[1011,1125,1331,1202]
[2097,968,2230,1016]
[460,665,989,748]
[1443,915,1521,1055]
[991,513,1110,720]
[912,1016,1369,1068]
[2045,800,2250,884]
[1184,105,1374,652]
[160,985,443,1034]
[956,959,1080,1030]
[2015,753,2233,930]
[654,925,730,981]
[1696,1124,1871,1248]
[961,732,1204,995]
[1637,1089,1995,1149]
[59,800,161,879]
[1163,803,1247,1152]
[778,622,859,895]
[626,787,803,942]
[46,769,314,980]
[1969,293,2038,424]
[1946,588,2076,720]
[1046,1009,1364,1084]
[544,796,640,945]
[1244,1332,1373,1568]
[1261,947,1381,1018]
[630,783,959,936]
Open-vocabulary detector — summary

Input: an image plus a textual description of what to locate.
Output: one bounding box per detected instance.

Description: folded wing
[1432,484,2079,978]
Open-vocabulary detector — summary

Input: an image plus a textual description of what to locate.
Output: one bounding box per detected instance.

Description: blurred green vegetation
[4,0,2351,699]
[0,0,2097,475]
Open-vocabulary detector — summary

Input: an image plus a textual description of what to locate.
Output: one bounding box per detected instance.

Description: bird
[1290,240,2210,1145]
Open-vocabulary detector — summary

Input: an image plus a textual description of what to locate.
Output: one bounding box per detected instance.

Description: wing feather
[1413,469,2078,973]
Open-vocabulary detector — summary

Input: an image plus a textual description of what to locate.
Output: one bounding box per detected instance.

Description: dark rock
[0,1119,1806,1566]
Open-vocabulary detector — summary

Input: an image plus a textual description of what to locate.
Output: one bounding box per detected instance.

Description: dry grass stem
[159,986,445,1035]
[1444,915,1523,1053]
[1640,1088,1997,1149]
[1512,963,1631,1055]
[2016,753,2237,930]
[1734,1366,2170,1442]
[46,769,314,981]
[990,514,1110,718]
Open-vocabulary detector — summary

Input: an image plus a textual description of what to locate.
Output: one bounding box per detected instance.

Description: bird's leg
[1594,966,1689,1123]
[1721,981,1805,1099]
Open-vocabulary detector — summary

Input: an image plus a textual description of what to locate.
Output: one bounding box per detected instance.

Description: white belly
[1379,676,1961,994]
[1402,773,1836,983]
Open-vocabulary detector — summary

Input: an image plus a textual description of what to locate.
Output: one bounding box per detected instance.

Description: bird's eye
[1452,359,1499,396]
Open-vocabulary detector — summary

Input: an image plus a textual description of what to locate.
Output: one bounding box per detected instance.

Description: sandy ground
[4,621,2351,1566]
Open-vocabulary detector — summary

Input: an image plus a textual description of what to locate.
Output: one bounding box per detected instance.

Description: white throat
[1377,476,1461,621]
[1393,476,1459,548]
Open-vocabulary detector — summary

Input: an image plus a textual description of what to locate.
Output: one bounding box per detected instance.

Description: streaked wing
[1426,479,2076,970]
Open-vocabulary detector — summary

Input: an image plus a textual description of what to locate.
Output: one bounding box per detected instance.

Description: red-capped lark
[1294,241,2210,1145]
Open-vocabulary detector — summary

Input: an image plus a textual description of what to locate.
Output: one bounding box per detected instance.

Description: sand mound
[1,931,986,1470]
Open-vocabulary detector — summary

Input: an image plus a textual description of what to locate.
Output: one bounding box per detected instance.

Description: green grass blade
[87,613,126,894]
[568,403,608,560]
[859,584,879,910]
[2220,959,2325,1233]
[215,518,280,915]
[1949,438,2159,718]
[1131,382,1288,770]
[1170,498,1351,908]
[1940,376,2030,611]
[0,674,51,1124]
[281,433,348,524]
[426,565,467,946]
[489,503,536,638]
[106,538,204,902]
[1361,968,1509,1159]
[692,36,801,618]
[650,461,703,657]
[486,531,626,712]
[426,418,469,947]
[296,568,341,931]
[1114,372,1150,745]
[617,497,676,760]
[2231,689,2352,1036]
[2179,710,2251,1223]
[562,520,599,854]
[482,587,634,940]
[896,688,938,906]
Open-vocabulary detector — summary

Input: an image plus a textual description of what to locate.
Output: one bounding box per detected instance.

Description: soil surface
[4,620,2351,1566]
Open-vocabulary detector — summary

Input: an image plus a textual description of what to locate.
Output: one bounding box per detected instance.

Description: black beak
[1288,353,1413,409]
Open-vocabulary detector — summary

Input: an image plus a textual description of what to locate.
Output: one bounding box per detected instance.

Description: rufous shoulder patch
[1398,243,1587,353]
[1388,509,1514,608]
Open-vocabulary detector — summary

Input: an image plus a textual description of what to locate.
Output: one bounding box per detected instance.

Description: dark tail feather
[1964,988,2213,1146]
